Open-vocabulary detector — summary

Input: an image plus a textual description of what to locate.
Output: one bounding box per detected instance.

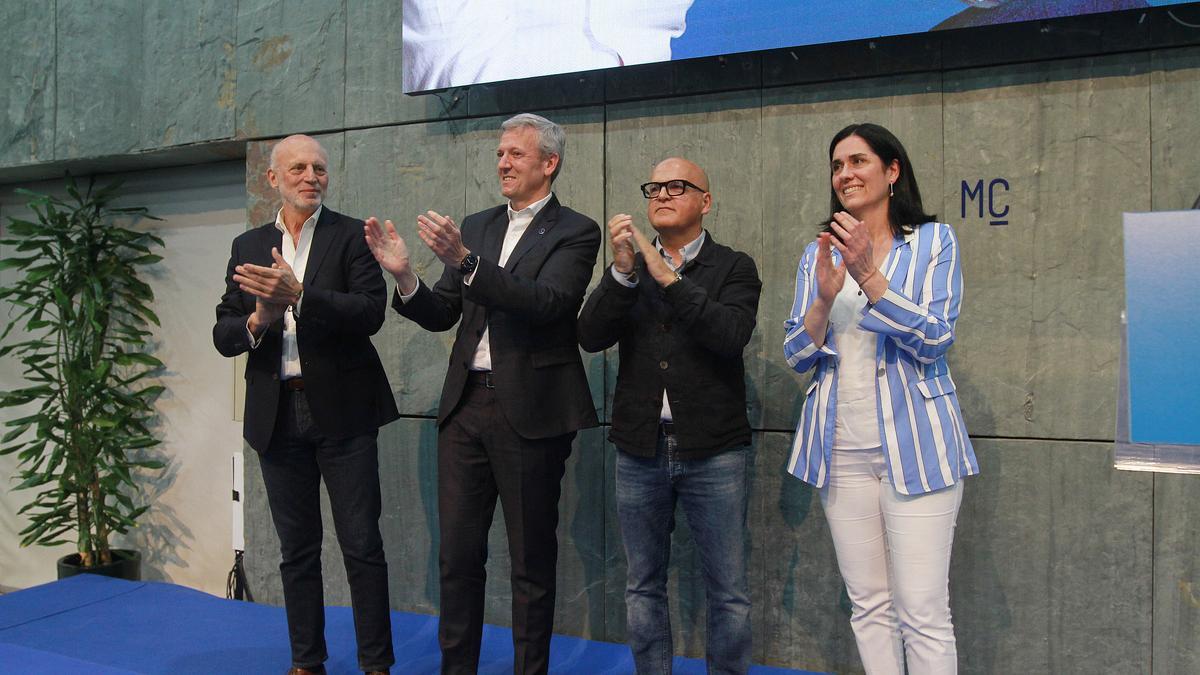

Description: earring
[889,182,894,198]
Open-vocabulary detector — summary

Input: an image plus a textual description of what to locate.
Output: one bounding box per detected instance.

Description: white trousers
[820,447,963,675]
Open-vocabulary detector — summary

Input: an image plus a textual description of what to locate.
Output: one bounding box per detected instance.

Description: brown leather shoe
[286,667,326,675]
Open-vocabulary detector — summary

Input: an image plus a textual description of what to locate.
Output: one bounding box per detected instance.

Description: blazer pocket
[531,345,580,368]
[804,379,819,397]
[914,373,956,398]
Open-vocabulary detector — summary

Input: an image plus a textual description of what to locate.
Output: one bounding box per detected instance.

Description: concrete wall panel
[0,3,54,166]
[138,2,237,151]
[1152,473,1200,675]
[944,56,1151,441]
[952,438,1152,674]
[235,0,346,139]
[55,1,142,158]
[1151,46,1200,211]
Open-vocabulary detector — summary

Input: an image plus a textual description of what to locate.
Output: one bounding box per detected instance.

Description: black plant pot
[56,549,142,581]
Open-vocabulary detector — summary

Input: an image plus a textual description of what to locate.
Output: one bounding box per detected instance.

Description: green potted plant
[0,176,166,580]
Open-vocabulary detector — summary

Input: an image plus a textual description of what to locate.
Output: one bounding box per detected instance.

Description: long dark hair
[823,122,936,238]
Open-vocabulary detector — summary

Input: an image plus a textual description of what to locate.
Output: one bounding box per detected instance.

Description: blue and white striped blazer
[783,221,978,495]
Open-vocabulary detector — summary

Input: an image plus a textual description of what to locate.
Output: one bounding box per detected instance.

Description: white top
[829,269,881,449]
[247,206,320,379]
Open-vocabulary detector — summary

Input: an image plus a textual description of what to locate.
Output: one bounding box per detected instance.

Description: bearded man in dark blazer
[214,134,399,675]
[364,113,600,675]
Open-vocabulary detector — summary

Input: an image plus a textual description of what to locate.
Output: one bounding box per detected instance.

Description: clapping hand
[234,248,303,306]
[416,210,470,268]
[364,217,418,294]
[607,214,637,275]
[626,225,677,288]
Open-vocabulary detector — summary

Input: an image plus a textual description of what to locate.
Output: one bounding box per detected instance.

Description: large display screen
[402,0,1190,93]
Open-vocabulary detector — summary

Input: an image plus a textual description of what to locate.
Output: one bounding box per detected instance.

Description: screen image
[402,0,1190,93]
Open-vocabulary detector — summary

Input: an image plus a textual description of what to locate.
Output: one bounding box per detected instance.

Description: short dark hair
[824,123,936,237]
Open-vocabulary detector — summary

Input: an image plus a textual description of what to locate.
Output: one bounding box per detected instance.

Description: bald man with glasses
[578,157,762,674]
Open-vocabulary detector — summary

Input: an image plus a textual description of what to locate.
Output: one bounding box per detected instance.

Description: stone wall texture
[4,3,1200,673]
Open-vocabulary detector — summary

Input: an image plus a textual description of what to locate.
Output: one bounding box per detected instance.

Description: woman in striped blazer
[783,123,977,675]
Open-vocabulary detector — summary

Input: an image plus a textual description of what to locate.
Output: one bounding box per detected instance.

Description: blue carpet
[0,575,819,674]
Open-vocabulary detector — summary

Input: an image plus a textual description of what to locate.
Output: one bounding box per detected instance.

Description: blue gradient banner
[1123,211,1200,446]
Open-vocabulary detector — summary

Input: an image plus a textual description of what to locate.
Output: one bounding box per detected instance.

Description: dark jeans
[259,386,393,672]
[437,378,573,675]
[616,434,752,675]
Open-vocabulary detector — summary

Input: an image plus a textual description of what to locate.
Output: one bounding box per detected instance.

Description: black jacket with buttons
[577,232,761,459]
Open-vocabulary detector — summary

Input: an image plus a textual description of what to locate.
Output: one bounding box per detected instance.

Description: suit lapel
[302,207,337,286]
[504,195,560,272]
[482,208,509,263]
[261,223,283,260]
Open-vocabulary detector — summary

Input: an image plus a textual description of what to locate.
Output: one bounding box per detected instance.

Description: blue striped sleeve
[783,242,838,373]
[859,222,962,365]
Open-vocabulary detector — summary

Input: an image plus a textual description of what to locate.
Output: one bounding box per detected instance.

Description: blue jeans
[616,434,752,675]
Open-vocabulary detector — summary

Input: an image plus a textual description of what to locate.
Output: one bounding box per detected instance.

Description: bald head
[651,157,709,192]
[270,134,328,171]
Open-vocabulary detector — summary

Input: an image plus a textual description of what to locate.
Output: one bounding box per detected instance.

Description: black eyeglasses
[640,179,707,199]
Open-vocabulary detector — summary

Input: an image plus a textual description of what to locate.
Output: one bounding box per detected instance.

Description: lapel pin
[537,227,546,235]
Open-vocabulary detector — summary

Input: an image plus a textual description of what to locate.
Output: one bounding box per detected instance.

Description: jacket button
[877,367,885,376]
[659,360,669,370]
[272,373,279,380]
[660,324,670,332]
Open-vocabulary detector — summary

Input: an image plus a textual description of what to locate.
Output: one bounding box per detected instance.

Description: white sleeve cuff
[611,265,638,288]
[397,277,423,304]
[246,319,265,349]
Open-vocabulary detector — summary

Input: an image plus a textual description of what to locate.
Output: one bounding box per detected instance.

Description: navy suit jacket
[395,194,601,439]
[213,207,400,453]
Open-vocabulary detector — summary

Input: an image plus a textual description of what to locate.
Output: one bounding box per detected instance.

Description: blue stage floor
[0,575,820,674]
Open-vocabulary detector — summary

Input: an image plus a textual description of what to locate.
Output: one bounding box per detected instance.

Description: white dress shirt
[248,206,320,380]
[468,191,554,371]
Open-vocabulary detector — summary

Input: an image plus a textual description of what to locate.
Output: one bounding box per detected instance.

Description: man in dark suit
[578,158,761,674]
[363,113,600,675]
[214,134,399,675]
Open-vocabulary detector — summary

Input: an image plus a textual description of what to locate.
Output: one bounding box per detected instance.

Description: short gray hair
[501,113,566,182]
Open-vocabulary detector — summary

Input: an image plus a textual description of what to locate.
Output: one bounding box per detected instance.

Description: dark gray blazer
[395,194,601,439]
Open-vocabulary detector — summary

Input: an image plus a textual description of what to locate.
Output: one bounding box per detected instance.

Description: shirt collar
[507,192,553,222]
[275,205,322,234]
[655,229,707,268]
